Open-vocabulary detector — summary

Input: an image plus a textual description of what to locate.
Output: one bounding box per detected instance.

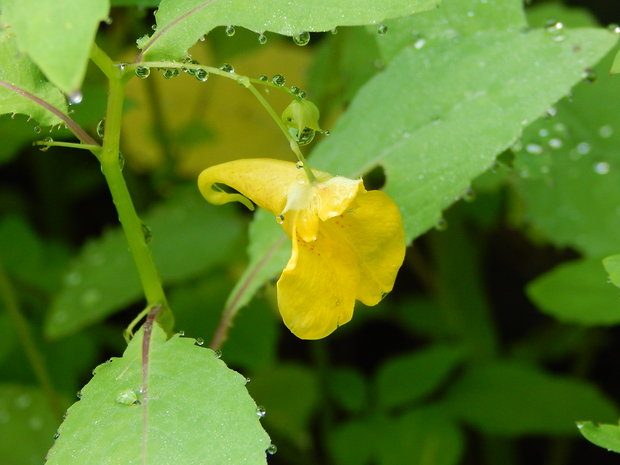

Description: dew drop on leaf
[593,161,610,175]
[256,406,266,418]
[195,338,204,346]
[213,349,222,359]
[293,31,310,46]
[266,444,278,455]
[68,91,83,105]
[96,119,105,138]
[377,24,388,35]
[258,33,267,44]
[225,25,236,37]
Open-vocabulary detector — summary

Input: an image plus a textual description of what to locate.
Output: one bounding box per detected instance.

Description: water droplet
[151,24,157,31]
[118,152,125,170]
[593,161,610,175]
[244,377,251,384]
[258,74,268,82]
[163,68,179,79]
[276,215,285,224]
[548,137,562,149]
[576,142,591,155]
[116,389,139,405]
[545,19,564,33]
[525,143,543,154]
[413,36,427,49]
[76,391,82,399]
[435,218,448,231]
[177,330,185,337]
[272,74,286,86]
[467,10,475,17]
[463,188,476,202]
[135,66,150,78]
[290,85,300,95]
[258,33,267,44]
[81,289,101,306]
[545,107,557,118]
[199,35,206,42]
[10,113,15,119]
[599,125,613,138]
[293,31,310,46]
[331,27,338,35]
[298,90,307,99]
[193,68,208,82]
[256,406,267,418]
[68,91,83,105]
[609,23,620,34]
[213,349,222,359]
[64,271,82,286]
[141,223,152,243]
[220,63,234,73]
[266,443,278,455]
[29,416,43,431]
[297,128,316,146]
[53,432,60,439]
[583,68,597,84]
[195,338,204,346]
[96,119,105,138]
[39,137,53,151]
[225,25,236,37]
[538,128,549,137]
[33,125,41,134]
[296,161,304,169]
[377,24,388,35]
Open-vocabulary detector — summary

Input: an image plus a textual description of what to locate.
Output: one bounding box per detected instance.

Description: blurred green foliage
[1,0,620,464]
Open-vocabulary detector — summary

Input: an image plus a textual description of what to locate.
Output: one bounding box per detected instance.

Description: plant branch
[0,260,63,420]
[0,80,98,147]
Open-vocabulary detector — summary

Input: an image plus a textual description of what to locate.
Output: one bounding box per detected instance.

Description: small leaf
[1,0,110,94]
[0,32,67,126]
[375,345,463,411]
[578,421,620,453]
[45,324,271,464]
[45,188,244,338]
[444,362,617,435]
[329,367,368,414]
[0,384,60,465]
[137,0,440,61]
[378,406,464,465]
[526,259,620,325]
[603,254,620,289]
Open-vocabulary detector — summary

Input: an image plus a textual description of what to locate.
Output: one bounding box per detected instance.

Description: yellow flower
[198,158,406,339]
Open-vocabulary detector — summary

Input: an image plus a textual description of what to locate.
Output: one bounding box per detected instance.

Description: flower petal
[198,158,303,214]
[322,190,406,305]
[277,225,359,339]
[316,177,365,221]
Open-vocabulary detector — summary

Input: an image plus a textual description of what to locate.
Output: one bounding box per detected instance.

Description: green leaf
[511,41,620,257]
[0,384,60,465]
[376,0,526,62]
[377,406,464,465]
[247,363,318,448]
[137,0,440,60]
[0,32,67,126]
[328,367,368,414]
[612,50,620,74]
[45,187,244,338]
[526,259,620,325]
[578,421,620,453]
[603,254,620,289]
[45,324,271,464]
[444,362,617,435]
[310,26,617,243]
[1,0,110,94]
[375,345,463,411]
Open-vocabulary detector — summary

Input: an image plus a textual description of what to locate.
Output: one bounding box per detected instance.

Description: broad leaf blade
[0,384,60,465]
[45,325,271,464]
[0,32,67,126]
[311,27,617,242]
[137,0,440,60]
[444,362,617,435]
[603,254,620,289]
[1,0,110,94]
[376,344,463,411]
[526,259,620,325]
[578,421,620,453]
[45,188,244,338]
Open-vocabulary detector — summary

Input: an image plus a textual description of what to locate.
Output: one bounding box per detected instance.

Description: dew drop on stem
[163,68,179,79]
[258,74,268,82]
[141,223,152,243]
[272,74,285,86]
[194,68,209,82]
[220,63,234,73]
[96,119,105,138]
[135,66,150,78]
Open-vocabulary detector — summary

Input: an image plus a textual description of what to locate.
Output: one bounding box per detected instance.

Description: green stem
[90,44,173,333]
[0,261,63,420]
[33,140,101,154]
[127,61,317,183]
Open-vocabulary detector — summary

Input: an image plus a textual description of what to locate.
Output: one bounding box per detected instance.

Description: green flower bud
[281,98,322,132]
